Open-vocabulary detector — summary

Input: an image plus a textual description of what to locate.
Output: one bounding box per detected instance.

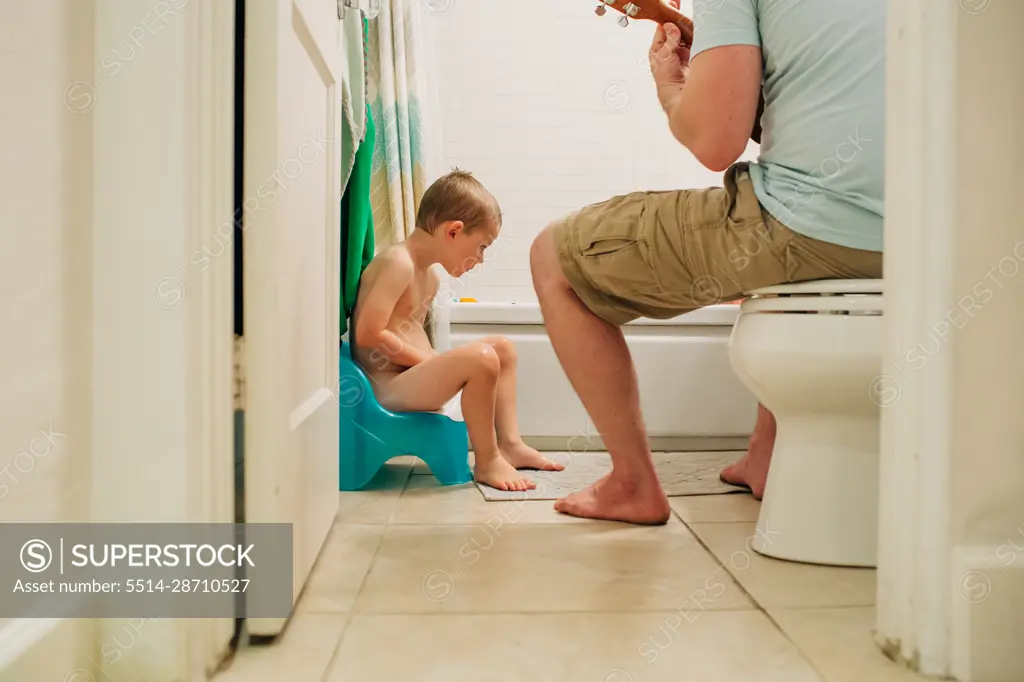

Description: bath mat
[475,451,748,501]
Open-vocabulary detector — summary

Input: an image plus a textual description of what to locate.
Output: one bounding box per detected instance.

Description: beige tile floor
[213,456,930,682]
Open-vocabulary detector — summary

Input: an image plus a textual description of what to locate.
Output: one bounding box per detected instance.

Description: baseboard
[950,544,1024,682]
[0,618,90,681]
[521,435,749,453]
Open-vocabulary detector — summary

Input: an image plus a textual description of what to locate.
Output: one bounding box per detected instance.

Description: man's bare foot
[720,404,776,500]
[720,434,773,500]
[500,440,566,471]
[474,455,537,491]
[554,471,671,525]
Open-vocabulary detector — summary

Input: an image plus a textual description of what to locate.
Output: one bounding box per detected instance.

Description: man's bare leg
[530,227,670,524]
[480,335,565,472]
[377,343,536,491]
[720,403,775,500]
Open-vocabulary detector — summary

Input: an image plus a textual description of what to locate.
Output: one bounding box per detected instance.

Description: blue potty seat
[338,342,472,491]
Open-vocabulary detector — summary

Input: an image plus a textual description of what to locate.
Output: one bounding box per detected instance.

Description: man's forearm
[663,81,765,143]
[660,85,699,152]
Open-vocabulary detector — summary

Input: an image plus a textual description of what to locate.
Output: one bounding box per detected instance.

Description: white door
[243,0,343,636]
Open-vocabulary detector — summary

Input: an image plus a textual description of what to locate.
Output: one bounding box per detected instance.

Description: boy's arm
[353,255,432,368]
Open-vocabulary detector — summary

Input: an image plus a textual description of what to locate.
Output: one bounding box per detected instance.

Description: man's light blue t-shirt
[690,0,886,253]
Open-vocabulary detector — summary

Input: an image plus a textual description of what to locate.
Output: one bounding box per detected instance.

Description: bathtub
[432,300,758,452]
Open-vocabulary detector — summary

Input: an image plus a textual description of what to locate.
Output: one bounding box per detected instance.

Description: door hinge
[233,334,246,411]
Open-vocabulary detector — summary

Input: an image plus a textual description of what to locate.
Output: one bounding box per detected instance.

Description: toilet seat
[741,279,883,315]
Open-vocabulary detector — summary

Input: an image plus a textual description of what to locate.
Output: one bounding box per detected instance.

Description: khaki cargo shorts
[551,162,884,326]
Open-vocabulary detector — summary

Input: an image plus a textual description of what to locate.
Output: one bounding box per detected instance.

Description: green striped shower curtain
[365,0,444,248]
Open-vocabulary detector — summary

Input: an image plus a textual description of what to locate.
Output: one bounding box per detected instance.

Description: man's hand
[649,21,690,113]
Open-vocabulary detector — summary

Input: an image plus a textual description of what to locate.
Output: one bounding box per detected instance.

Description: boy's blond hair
[416,168,502,235]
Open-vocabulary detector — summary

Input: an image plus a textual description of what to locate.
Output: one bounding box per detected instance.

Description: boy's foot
[474,456,537,491]
[554,471,671,525]
[500,440,566,471]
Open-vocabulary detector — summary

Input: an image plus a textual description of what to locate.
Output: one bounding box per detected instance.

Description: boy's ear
[445,220,465,239]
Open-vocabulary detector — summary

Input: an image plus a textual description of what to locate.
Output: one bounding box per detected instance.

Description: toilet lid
[741,279,884,314]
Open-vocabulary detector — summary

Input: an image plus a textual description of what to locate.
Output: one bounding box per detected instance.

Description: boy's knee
[488,336,516,367]
[464,342,501,378]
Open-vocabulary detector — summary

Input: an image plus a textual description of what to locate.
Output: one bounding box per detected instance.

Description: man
[530,0,885,524]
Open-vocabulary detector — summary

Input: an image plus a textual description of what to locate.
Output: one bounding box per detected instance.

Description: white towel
[345,9,366,142]
[339,9,367,192]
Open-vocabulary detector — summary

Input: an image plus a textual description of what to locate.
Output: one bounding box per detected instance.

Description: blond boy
[351,170,564,491]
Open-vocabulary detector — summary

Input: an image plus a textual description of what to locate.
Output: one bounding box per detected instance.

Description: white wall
[0,0,93,526]
[0,0,96,675]
[949,4,1024,679]
[876,2,1024,679]
[426,0,759,302]
[950,0,1024,556]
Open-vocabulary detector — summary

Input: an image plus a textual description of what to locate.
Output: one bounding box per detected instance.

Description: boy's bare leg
[479,335,565,472]
[376,343,536,491]
[720,403,775,500]
[530,227,670,524]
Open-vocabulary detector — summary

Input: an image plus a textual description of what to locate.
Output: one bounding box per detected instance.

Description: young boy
[350,169,565,491]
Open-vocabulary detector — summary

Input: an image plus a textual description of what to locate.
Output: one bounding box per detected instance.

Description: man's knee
[530,224,566,290]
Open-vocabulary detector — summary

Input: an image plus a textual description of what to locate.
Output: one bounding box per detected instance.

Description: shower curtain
[366,0,445,248]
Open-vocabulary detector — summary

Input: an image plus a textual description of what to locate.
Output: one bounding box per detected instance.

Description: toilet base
[751,415,879,568]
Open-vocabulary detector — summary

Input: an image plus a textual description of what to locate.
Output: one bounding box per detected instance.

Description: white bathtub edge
[447,301,740,326]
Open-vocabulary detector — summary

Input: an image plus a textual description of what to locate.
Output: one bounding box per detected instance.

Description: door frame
[88,0,238,679]
[875,0,956,676]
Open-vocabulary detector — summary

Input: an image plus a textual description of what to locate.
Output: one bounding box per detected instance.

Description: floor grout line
[228,468,888,682]
[344,605,765,617]
[319,477,406,682]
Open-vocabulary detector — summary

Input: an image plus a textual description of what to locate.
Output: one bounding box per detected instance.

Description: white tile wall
[426,0,759,302]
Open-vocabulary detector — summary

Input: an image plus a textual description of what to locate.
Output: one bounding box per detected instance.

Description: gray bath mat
[475,451,748,501]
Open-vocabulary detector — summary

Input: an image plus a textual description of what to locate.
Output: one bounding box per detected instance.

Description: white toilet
[727,278,884,568]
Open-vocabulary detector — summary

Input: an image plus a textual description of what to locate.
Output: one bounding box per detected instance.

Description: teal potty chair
[338,341,472,491]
